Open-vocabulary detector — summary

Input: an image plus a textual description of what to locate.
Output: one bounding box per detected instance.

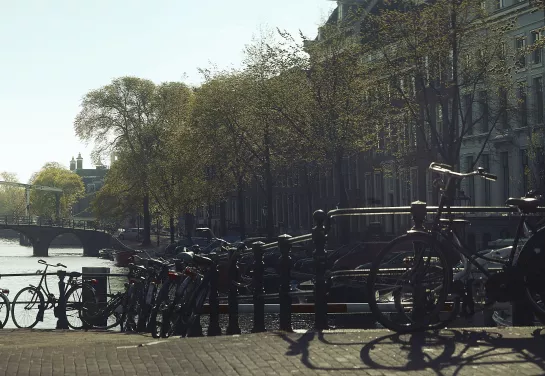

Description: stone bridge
[0,217,113,257]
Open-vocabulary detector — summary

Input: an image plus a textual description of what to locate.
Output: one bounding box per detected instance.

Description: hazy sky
[0,0,335,184]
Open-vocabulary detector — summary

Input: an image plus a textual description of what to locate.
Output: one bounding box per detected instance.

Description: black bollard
[55,270,69,329]
[312,210,328,331]
[207,263,222,336]
[251,241,266,333]
[410,201,427,230]
[278,234,293,332]
[82,267,109,328]
[226,247,241,335]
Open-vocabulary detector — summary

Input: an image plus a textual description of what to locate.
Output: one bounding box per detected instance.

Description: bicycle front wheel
[11,286,45,329]
[367,232,452,333]
[0,293,10,328]
[65,284,97,330]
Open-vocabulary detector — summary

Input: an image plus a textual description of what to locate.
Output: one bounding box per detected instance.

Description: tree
[359,0,518,182]
[245,25,376,242]
[191,69,258,239]
[29,163,84,219]
[0,172,26,217]
[75,77,168,246]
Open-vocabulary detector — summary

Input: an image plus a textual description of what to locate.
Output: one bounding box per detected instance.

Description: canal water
[0,238,127,329]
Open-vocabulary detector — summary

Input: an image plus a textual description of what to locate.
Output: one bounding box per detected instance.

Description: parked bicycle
[0,280,9,328]
[367,162,545,333]
[11,259,97,329]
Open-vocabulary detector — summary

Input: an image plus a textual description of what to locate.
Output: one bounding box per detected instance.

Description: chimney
[69,156,76,171]
[76,153,83,170]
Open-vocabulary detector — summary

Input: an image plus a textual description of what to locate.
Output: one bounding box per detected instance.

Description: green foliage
[30,162,85,219]
[0,172,26,217]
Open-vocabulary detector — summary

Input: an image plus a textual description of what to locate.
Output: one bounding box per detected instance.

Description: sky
[0,0,335,184]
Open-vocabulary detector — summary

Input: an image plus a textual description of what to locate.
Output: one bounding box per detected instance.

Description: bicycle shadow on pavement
[360,328,545,375]
[277,328,545,375]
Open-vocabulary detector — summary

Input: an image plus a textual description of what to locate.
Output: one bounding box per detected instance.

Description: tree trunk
[237,181,246,240]
[303,165,314,231]
[336,150,350,244]
[141,194,151,246]
[219,200,227,237]
[169,216,175,244]
[264,127,275,241]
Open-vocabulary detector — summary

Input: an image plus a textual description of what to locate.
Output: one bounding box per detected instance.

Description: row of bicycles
[0,249,223,337]
[81,250,221,337]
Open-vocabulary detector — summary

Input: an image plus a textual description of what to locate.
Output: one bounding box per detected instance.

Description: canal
[0,238,126,329]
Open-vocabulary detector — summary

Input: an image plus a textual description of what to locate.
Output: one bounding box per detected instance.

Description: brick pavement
[0,327,544,375]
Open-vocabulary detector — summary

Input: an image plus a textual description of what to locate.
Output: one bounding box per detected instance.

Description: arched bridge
[0,216,113,257]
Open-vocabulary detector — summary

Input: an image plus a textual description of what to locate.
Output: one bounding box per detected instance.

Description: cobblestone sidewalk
[0,327,544,375]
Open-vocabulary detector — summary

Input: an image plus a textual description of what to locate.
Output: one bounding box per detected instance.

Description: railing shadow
[276,328,545,374]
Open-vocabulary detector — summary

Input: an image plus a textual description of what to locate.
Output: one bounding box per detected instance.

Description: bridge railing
[0,215,107,232]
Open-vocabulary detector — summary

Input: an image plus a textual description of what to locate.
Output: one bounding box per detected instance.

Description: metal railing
[0,215,108,232]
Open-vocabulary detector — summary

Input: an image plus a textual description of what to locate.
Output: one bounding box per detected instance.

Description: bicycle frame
[429,168,539,281]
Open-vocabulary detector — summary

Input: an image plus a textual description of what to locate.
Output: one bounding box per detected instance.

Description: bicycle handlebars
[37,259,67,268]
[429,162,497,181]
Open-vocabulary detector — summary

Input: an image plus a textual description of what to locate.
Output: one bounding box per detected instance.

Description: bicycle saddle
[439,218,471,226]
[178,251,215,266]
[505,197,540,212]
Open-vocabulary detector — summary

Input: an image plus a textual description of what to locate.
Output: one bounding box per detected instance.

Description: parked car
[118,228,142,241]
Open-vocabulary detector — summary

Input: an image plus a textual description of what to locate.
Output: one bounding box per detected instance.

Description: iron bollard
[82,267,109,328]
[278,234,293,332]
[251,241,266,333]
[226,247,241,335]
[55,270,69,329]
[411,201,427,230]
[207,263,222,336]
[312,210,328,330]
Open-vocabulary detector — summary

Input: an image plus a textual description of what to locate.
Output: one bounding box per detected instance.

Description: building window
[436,103,443,141]
[410,167,418,202]
[516,37,527,69]
[531,30,543,65]
[464,94,473,135]
[365,173,373,206]
[481,154,491,206]
[374,172,382,206]
[518,82,528,127]
[499,87,508,130]
[500,151,509,202]
[534,76,543,124]
[521,149,529,196]
[465,156,475,205]
[478,91,489,133]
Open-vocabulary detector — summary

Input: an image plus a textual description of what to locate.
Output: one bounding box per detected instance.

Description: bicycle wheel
[185,284,209,337]
[517,237,545,323]
[65,284,97,330]
[122,284,142,332]
[367,232,452,333]
[0,293,10,328]
[82,294,124,330]
[11,287,45,329]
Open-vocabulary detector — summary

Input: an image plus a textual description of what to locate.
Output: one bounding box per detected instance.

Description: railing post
[312,210,328,331]
[226,247,241,335]
[278,234,293,332]
[411,201,427,230]
[55,270,69,329]
[207,263,222,336]
[251,241,266,333]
